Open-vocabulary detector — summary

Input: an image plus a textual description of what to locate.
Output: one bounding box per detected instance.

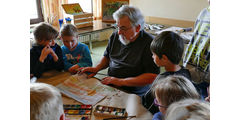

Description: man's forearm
[95,56,110,71]
[121,73,158,86]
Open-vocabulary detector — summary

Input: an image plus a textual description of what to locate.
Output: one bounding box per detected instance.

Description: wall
[130,0,209,27]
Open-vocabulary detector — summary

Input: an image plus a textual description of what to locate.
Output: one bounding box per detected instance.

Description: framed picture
[62,3,84,15]
[102,0,129,23]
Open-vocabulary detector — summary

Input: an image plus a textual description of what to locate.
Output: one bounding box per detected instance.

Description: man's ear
[60,113,65,120]
[135,24,141,32]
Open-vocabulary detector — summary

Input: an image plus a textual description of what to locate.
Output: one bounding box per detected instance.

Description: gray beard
[119,35,130,45]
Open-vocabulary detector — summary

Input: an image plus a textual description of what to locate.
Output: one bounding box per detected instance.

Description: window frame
[30,0,44,24]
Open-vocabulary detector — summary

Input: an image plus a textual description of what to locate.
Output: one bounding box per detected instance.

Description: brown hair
[152,75,200,107]
[150,31,184,65]
[33,22,58,43]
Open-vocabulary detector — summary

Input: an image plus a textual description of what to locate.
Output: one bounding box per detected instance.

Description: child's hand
[68,64,80,74]
[49,47,56,56]
[79,67,99,78]
[48,47,59,62]
[205,96,210,102]
[205,86,210,102]
[39,45,52,63]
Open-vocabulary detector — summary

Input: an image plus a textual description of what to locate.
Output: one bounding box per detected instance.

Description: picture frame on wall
[102,0,129,23]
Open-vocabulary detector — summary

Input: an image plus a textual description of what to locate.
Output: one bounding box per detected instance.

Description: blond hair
[152,75,200,107]
[165,99,210,120]
[60,23,78,37]
[30,83,64,120]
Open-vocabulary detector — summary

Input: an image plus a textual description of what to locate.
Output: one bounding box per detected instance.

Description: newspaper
[57,74,114,105]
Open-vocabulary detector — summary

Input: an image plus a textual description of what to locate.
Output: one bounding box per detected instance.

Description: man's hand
[101,77,124,86]
[68,64,80,74]
[39,45,52,63]
[79,67,99,78]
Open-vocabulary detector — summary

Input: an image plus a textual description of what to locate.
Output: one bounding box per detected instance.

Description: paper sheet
[57,74,114,105]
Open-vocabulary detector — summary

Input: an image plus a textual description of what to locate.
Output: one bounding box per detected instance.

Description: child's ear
[162,55,169,61]
[60,113,64,120]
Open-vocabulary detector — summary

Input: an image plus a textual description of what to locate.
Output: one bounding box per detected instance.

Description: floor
[90,40,108,67]
[88,40,109,79]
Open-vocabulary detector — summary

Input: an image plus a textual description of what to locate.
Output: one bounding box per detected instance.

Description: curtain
[41,0,68,29]
[93,0,102,20]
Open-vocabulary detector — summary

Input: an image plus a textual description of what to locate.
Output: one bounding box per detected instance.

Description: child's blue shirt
[152,112,163,120]
[61,43,92,70]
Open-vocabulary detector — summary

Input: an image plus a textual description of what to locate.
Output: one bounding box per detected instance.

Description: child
[60,24,92,74]
[30,83,65,120]
[30,22,64,78]
[165,98,210,120]
[152,75,200,120]
[142,31,194,114]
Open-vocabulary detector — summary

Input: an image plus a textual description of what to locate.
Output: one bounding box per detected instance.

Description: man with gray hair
[30,83,65,120]
[81,5,159,96]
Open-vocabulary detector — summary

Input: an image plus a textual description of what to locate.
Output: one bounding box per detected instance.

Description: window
[30,0,44,24]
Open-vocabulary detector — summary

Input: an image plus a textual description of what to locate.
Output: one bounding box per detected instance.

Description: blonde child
[152,75,200,120]
[60,24,92,74]
[30,83,65,120]
[165,98,210,120]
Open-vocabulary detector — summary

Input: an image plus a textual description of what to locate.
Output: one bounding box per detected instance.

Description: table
[77,20,115,52]
[36,71,153,120]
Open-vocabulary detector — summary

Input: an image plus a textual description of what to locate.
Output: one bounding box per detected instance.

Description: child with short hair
[142,31,194,114]
[165,98,210,120]
[30,83,65,120]
[30,22,64,78]
[60,24,92,74]
[150,31,188,78]
[152,75,200,120]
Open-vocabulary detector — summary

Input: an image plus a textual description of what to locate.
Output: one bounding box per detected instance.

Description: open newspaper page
[57,73,115,105]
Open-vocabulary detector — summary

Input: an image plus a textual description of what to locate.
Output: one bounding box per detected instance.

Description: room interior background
[38,0,208,28]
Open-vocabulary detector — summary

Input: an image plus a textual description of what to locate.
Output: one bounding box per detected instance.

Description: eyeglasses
[154,98,168,108]
[114,25,133,32]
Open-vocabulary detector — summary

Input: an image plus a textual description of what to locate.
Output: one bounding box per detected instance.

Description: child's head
[33,22,58,46]
[165,99,210,120]
[30,83,64,120]
[150,31,184,67]
[60,24,78,50]
[152,75,200,115]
